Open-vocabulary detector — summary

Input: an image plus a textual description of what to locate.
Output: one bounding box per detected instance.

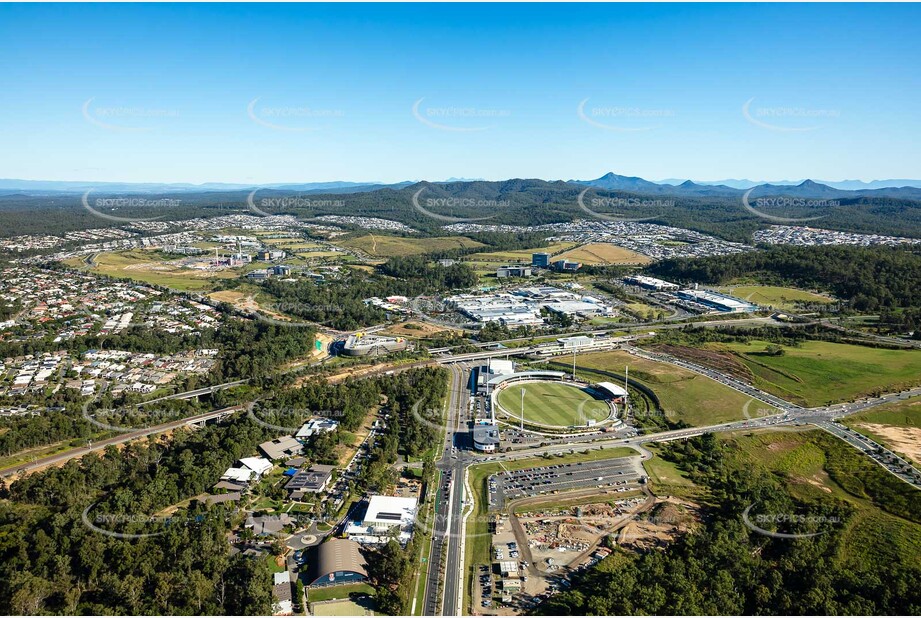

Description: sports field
[495,381,610,427]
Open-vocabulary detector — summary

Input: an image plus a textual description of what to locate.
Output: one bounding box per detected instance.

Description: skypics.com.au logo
[82,97,179,132]
[577,98,675,132]
[742,503,841,539]
[247,97,345,132]
[742,98,840,133]
[81,190,178,223]
[576,188,659,222]
[411,187,500,223]
[247,189,344,217]
[741,189,837,223]
[412,98,510,132]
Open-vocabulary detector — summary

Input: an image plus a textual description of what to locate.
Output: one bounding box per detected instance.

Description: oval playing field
[494,380,613,428]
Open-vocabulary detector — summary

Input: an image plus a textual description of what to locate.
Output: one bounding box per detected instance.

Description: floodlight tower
[520,387,525,431]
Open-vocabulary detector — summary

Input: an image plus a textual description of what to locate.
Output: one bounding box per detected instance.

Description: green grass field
[561,350,778,426]
[708,340,921,406]
[642,446,700,498]
[713,284,834,311]
[843,396,921,429]
[495,381,610,427]
[311,597,376,616]
[308,583,376,603]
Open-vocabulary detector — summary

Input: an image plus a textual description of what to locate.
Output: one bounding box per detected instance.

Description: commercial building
[341,333,409,357]
[496,265,532,278]
[296,417,339,440]
[624,275,679,291]
[346,495,418,545]
[531,252,551,268]
[305,539,369,587]
[596,381,629,400]
[285,464,336,499]
[259,436,304,461]
[557,335,595,349]
[675,289,757,313]
[543,299,613,318]
[258,249,286,261]
[221,467,254,484]
[499,560,520,576]
[550,259,581,272]
[473,423,501,452]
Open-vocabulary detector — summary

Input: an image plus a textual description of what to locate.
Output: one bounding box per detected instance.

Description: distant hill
[3,173,921,244]
[574,173,921,201]
[659,177,921,191]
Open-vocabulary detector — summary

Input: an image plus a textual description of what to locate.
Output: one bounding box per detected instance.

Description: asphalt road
[0,404,243,478]
[422,362,470,616]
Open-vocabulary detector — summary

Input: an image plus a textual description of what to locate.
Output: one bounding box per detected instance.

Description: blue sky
[1,3,919,184]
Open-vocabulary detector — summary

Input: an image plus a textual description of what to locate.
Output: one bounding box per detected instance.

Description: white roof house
[239,457,273,477]
[346,495,418,545]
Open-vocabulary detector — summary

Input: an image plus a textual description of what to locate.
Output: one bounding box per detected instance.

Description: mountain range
[3,174,921,201]
[572,173,921,201]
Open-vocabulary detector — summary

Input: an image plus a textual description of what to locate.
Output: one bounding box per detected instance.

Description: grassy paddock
[709,340,921,406]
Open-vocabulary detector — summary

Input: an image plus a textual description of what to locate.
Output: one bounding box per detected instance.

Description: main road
[421,362,470,616]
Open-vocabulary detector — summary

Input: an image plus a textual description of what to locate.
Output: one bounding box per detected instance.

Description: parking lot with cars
[489,458,642,508]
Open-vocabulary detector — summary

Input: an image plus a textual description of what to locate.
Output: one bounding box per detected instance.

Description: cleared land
[714,284,834,311]
[561,350,777,426]
[707,340,921,407]
[843,396,921,464]
[495,381,610,427]
[381,321,460,339]
[339,234,484,257]
[67,249,255,291]
[465,241,576,263]
[463,448,637,611]
[555,242,651,265]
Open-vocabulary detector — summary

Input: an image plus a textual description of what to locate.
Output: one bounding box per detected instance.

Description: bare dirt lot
[856,423,921,464]
[382,321,460,339]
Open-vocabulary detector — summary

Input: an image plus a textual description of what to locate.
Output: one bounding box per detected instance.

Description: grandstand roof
[486,370,567,387]
[596,381,629,397]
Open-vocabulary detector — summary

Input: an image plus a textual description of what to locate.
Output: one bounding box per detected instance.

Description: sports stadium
[487,370,626,432]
